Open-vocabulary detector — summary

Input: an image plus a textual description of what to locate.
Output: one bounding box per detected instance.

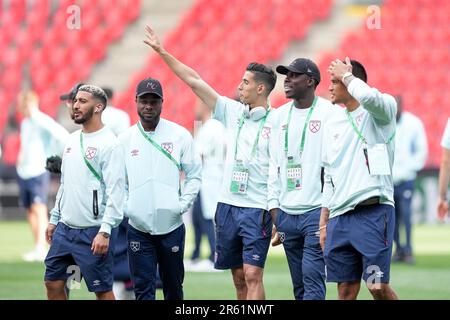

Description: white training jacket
[322,78,397,219]
[50,126,125,235]
[268,97,341,215]
[119,119,202,235]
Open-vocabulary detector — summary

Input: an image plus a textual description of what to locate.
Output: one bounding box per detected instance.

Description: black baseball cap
[60,83,84,101]
[136,78,163,99]
[276,58,321,85]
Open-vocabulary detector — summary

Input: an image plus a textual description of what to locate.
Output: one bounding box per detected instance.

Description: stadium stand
[0,0,141,126]
[0,0,141,163]
[315,0,450,166]
[1,0,446,167]
[113,0,333,128]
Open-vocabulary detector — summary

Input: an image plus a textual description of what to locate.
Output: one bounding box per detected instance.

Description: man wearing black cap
[267,58,340,300]
[101,87,131,136]
[118,78,202,300]
[60,83,84,102]
[144,26,277,300]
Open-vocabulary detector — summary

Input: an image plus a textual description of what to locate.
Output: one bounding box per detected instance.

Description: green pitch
[1,221,449,300]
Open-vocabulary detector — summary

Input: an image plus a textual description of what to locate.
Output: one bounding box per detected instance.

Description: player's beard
[73,106,94,124]
[138,108,161,129]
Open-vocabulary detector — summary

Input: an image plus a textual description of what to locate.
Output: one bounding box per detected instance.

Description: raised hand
[143,25,163,52]
[328,56,352,81]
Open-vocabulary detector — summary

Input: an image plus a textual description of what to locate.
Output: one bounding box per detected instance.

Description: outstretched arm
[144,25,219,111]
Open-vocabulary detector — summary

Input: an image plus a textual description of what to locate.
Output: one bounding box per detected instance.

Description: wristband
[342,72,353,82]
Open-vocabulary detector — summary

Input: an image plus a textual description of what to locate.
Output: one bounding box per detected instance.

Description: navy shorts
[324,204,395,284]
[17,172,50,208]
[44,223,115,292]
[214,203,272,270]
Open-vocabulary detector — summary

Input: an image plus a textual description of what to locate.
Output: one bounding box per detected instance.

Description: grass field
[1,221,449,300]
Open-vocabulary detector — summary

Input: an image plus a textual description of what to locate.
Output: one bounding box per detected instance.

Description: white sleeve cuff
[99,223,112,235]
[268,199,280,212]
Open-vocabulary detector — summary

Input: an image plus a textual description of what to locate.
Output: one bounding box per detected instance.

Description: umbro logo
[93,280,101,286]
[356,114,363,124]
[131,149,139,157]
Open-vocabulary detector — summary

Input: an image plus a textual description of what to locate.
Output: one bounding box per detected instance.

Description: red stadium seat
[0,0,142,117]
[1,132,21,166]
[316,0,449,167]
[2,47,23,70]
[8,0,26,24]
[31,68,53,93]
[1,66,22,91]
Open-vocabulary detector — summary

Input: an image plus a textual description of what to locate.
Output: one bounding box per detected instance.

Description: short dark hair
[78,85,107,108]
[102,87,114,100]
[246,62,277,95]
[350,60,367,83]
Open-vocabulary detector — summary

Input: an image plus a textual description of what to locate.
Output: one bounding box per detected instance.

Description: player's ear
[307,77,315,88]
[257,83,265,95]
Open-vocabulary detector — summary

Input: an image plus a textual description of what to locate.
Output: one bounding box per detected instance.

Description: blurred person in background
[186,100,226,272]
[392,96,428,264]
[101,87,131,136]
[16,90,70,262]
[438,118,450,220]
